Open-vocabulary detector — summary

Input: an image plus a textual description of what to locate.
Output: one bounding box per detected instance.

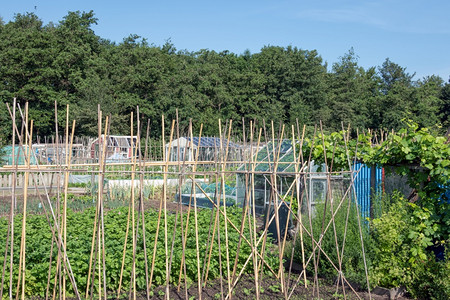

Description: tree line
[0,11,449,141]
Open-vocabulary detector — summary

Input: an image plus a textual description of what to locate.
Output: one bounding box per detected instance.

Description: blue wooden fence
[352,163,449,221]
[352,163,383,219]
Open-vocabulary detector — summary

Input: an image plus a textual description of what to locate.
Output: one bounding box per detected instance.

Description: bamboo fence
[0,101,372,300]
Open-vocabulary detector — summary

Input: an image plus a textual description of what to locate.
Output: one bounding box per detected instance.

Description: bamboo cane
[306,125,320,297]
[20,119,33,300]
[15,104,30,299]
[87,109,102,298]
[252,125,264,300]
[130,112,137,300]
[9,98,16,300]
[335,124,355,299]
[54,109,62,300]
[341,126,372,300]
[62,106,75,299]
[286,123,307,291]
[189,120,202,300]
[99,116,109,300]
[218,119,232,295]
[138,110,151,300]
[174,117,193,299]
[249,123,262,300]
[266,122,286,295]
[14,103,27,300]
[318,121,346,298]
[256,119,271,278]
[45,101,59,300]
[163,119,175,299]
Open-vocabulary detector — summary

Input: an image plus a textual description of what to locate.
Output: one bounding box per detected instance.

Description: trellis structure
[0,100,374,300]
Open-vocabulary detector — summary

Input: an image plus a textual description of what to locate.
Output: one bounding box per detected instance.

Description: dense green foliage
[0,11,449,140]
[0,206,278,297]
[370,192,449,299]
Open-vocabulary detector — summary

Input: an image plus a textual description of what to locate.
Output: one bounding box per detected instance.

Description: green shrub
[370,191,449,299]
[409,253,450,300]
[370,194,414,288]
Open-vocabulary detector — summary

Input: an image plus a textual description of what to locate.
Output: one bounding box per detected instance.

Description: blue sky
[1,0,449,80]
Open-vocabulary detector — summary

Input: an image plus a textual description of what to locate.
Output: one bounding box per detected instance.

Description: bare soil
[118,274,410,300]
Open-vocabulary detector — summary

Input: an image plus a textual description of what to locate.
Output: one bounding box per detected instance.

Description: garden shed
[90,135,138,161]
[165,137,242,162]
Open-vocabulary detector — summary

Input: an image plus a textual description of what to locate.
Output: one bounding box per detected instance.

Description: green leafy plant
[268,284,280,293]
[370,192,449,299]
[0,205,279,297]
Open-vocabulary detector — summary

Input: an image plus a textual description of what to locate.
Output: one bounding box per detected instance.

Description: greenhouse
[165,137,242,162]
[235,140,348,214]
[89,135,138,161]
[174,140,345,216]
[1,145,38,165]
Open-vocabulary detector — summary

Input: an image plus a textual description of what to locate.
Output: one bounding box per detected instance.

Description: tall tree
[252,46,328,126]
[0,13,59,136]
[327,48,380,130]
[379,58,415,94]
[375,58,416,130]
[439,80,450,130]
[411,75,444,129]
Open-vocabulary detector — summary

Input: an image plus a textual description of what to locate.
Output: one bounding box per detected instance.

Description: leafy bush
[370,192,449,299]
[0,204,278,297]
[409,253,450,300]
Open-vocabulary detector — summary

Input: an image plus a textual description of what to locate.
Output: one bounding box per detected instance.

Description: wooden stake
[62,105,71,300]
[164,119,175,299]
[20,119,33,300]
[218,119,232,295]
[99,116,109,300]
[189,120,202,300]
[138,109,151,300]
[87,109,102,298]
[9,99,17,300]
[130,112,137,300]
